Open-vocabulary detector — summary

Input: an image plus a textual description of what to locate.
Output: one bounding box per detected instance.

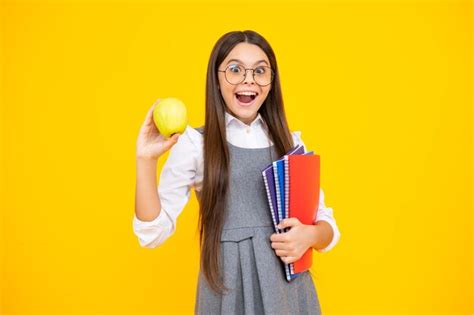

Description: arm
[135,157,162,222]
[271,213,340,264]
[312,188,341,253]
[133,130,198,248]
[133,100,197,248]
[308,220,334,251]
[133,154,184,249]
[270,188,341,263]
[135,100,179,224]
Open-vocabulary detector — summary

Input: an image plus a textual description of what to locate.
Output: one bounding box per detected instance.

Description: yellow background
[1,0,472,314]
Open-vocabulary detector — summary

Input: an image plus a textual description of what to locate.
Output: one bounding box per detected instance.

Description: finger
[162,133,181,149]
[271,241,287,250]
[168,133,181,144]
[146,100,159,123]
[277,218,295,229]
[275,249,290,257]
[277,217,300,229]
[143,99,161,127]
[270,233,287,242]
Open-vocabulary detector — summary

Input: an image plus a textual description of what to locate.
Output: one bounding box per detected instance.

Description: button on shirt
[133,111,341,252]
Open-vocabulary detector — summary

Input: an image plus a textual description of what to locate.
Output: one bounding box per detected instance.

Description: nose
[243,69,256,85]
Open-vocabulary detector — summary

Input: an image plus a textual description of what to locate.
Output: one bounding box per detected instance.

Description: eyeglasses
[218,64,274,86]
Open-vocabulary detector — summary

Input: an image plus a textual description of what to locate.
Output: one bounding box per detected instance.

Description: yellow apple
[153,97,188,138]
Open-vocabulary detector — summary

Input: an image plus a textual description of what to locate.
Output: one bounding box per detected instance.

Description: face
[217,42,272,125]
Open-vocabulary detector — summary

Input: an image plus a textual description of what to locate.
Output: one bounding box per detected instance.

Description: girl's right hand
[136,99,181,160]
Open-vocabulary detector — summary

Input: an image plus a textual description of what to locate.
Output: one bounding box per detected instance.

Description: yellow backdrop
[1,0,472,314]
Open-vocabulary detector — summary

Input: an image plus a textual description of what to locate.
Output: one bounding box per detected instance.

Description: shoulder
[162,125,203,171]
[179,124,203,152]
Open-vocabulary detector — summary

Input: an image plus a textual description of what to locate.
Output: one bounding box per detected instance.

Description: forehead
[222,42,270,66]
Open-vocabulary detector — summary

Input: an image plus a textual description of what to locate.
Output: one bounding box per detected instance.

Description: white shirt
[133,111,341,253]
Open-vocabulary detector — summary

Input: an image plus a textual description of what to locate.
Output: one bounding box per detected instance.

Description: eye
[255,66,266,74]
[228,65,242,73]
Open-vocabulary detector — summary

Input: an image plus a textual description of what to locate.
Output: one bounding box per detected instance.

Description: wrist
[306,224,320,249]
[136,155,158,163]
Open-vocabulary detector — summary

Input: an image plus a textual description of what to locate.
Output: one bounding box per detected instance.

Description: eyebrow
[226,59,269,66]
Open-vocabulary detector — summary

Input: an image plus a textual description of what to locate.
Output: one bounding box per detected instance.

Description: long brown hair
[198,30,295,295]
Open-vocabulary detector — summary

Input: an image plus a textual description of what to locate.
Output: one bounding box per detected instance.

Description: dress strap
[195,125,205,134]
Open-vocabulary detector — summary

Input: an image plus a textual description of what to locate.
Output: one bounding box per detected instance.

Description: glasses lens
[253,66,273,86]
[225,65,245,84]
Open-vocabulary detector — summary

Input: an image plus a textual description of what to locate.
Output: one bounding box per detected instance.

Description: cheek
[217,78,234,99]
[222,87,235,102]
[260,88,271,101]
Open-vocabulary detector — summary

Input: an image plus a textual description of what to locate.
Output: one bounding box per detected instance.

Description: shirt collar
[225,111,265,129]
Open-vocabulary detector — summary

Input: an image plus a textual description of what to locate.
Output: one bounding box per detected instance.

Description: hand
[270,218,318,264]
[136,99,181,160]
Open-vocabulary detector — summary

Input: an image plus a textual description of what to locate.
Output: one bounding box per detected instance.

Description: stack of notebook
[261,144,320,281]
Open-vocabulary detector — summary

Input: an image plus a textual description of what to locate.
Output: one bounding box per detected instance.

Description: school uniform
[133,111,341,314]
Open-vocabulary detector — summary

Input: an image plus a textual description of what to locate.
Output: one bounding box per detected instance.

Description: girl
[134,30,341,314]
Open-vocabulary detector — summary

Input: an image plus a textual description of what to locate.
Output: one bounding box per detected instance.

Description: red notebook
[286,154,320,273]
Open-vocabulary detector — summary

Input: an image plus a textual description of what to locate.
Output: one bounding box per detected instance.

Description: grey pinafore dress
[194,126,322,315]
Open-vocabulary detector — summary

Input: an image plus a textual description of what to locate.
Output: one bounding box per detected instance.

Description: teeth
[236,91,257,96]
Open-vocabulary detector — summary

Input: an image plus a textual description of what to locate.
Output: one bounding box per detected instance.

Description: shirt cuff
[132,209,174,248]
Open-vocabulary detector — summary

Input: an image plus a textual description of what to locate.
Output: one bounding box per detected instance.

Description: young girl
[134,30,341,314]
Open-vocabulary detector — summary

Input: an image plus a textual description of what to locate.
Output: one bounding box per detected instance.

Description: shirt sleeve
[313,188,341,253]
[132,125,199,248]
[291,130,341,253]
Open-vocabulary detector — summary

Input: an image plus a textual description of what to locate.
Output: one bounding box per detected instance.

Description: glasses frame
[218,64,274,87]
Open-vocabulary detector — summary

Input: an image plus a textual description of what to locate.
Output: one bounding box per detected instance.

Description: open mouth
[234,92,258,107]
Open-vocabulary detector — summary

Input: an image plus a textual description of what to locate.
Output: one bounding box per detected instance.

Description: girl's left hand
[270,218,318,264]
